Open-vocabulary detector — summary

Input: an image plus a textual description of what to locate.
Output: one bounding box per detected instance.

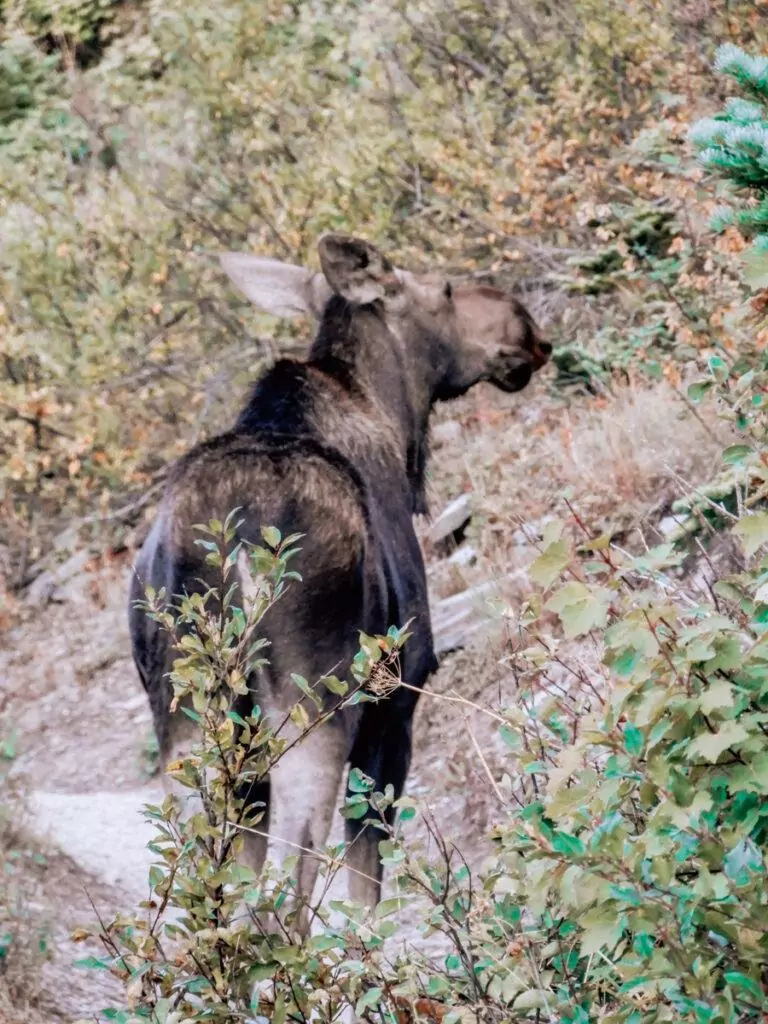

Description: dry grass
[532,383,728,518]
[426,378,730,588]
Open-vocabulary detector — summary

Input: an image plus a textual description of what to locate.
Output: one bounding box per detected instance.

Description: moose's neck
[307,298,441,515]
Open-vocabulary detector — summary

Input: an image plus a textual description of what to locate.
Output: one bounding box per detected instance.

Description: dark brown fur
[129,235,550,930]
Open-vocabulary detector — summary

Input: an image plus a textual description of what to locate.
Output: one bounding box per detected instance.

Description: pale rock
[429,494,472,546]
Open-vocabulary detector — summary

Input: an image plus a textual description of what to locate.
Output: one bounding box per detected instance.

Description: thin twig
[230,821,381,889]
[396,678,507,724]
[465,718,507,805]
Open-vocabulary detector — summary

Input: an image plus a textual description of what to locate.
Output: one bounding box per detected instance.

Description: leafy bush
[84,501,768,1022]
[12,0,135,66]
[0,33,60,134]
[0,722,49,1015]
[79,515,423,1022]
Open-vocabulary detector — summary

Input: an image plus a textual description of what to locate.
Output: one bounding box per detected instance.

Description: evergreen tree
[690,44,768,288]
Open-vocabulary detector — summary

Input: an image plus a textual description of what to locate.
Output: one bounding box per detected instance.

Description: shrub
[83,510,768,1022]
[78,513,422,1022]
[0,721,49,1016]
[0,33,60,135]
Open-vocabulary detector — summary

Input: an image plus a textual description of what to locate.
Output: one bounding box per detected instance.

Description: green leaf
[289,703,310,731]
[545,581,610,638]
[579,906,624,956]
[513,989,551,1010]
[375,896,411,917]
[609,884,642,907]
[542,519,565,545]
[722,443,753,465]
[355,988,382,1016]
[735,512,768,557]
[260,525,281,549]
[396,795,417,821]
[230,605,247,637]
[631,542,678,572]
[723,970,765,1001]
[75,957,110,970]
[545,581,590,612]
[307,934,342,952]
[186,976,213,993]
[290,672,322,709]
[321,674,348,696]
[612,648,644,678]
[687,380,713,402]
[550,829,584,856]
[342,794,369,819]
[530,539,571,588]
[378,839,406,865]
[623,724,643,756]
[699,679,735,714]
[348,767,374,793]
[724,837,764,884]
[426,975,450,997]
[0,731,17,761]
[499,723,521,751]
[688,720,750,762]
[148,865,165,890]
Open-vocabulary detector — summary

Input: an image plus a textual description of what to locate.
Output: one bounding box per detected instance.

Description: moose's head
[220,234,550,400]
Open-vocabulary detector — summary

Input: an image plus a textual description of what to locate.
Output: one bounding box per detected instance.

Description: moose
[129,234,550,933]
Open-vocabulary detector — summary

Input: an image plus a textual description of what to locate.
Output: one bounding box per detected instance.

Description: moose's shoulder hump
[235,358,317,435]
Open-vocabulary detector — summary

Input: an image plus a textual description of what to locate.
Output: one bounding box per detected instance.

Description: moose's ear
[219,253,331,319]
[317,234,402,306]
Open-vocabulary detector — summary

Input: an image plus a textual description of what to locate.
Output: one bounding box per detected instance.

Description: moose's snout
[494,357,534,393]
[531,338,552,370]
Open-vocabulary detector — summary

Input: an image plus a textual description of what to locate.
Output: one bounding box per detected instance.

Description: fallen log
[431,571,527,656]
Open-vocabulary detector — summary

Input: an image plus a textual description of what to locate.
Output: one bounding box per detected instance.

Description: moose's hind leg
[344,706,414,911]
[267,719,349,937]
[234,776,271,875]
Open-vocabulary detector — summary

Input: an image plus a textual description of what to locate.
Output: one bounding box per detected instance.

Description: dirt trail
[3,524,518,1020]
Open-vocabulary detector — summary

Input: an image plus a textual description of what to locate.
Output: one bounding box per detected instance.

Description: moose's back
[130,430,391,750]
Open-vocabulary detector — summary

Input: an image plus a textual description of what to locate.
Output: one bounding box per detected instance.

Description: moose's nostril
[538,340,552,355]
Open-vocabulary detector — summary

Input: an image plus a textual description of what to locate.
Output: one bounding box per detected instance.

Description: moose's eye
[444,281,453,300]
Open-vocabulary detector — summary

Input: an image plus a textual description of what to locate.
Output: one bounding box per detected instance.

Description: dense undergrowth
[4,2,768,1022]
[0,0,763,588]
[0,715,49,1020]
